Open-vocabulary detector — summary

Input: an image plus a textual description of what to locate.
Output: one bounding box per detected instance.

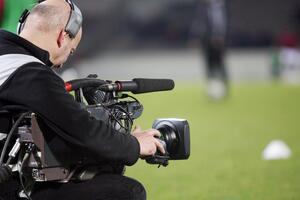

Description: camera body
[0,77,190,183]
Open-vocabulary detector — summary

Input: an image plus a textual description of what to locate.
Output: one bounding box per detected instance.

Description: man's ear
[57,30,65,48]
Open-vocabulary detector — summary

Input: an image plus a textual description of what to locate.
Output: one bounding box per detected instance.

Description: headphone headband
[17,0,82,39]
[64,0,82,38]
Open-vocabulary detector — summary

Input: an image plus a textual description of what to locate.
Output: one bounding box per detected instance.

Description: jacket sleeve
[2,63,140,166]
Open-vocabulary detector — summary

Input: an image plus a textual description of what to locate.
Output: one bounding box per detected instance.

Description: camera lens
[153,118,190,160]
[157,125,178,155]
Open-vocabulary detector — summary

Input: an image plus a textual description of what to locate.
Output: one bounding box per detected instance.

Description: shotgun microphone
[98,78,175,94]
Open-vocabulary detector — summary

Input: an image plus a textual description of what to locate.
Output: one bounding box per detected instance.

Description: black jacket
[0,29,140,166]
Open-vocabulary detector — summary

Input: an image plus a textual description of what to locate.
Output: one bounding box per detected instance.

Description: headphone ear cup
[17,9,30,35]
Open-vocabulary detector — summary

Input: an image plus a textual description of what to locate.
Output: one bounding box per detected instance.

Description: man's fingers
[155,139,165,154]
[133,127,161,138]
[147,129,161,137]
[134,128,164,156]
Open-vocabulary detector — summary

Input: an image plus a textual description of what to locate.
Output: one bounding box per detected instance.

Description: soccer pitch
[126,82,300,200]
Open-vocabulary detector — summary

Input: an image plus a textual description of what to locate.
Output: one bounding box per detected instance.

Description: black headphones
[17,0,82,39]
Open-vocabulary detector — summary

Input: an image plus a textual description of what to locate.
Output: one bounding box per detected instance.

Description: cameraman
[0,0,164,199]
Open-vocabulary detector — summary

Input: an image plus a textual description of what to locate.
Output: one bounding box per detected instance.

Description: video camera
[0,76,190,186]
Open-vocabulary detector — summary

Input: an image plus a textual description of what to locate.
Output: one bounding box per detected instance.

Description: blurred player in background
[190,0,229,100]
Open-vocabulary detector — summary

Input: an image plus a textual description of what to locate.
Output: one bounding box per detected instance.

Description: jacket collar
[0,29,53,66]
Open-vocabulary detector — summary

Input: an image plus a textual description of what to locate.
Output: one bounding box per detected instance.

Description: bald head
[19,0,82,67]
[22,0,70,34]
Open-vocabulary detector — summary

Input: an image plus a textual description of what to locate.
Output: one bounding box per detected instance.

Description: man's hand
[133,126,165,157]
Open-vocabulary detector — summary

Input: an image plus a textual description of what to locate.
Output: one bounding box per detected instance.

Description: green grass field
[126,82,300,200]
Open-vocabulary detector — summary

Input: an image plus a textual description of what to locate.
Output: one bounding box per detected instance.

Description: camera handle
[144,155,170,167]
